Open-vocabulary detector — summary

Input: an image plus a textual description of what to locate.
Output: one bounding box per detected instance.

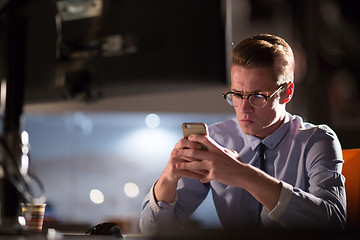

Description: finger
[176,162,208,175]
[188,135,237,158]
[176,158,212,183]
[176,161,207,171]
[177,147,209,162]
[188,135,217,152]
[200,175,212,183]
[176,137,203,150]
[175,169,207,180]
[181,156,199,162]
[172,148,203,163]
[174,138,188,149]
[171,150,205,173]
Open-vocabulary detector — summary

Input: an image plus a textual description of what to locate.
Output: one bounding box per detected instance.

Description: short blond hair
[232,34,295,85]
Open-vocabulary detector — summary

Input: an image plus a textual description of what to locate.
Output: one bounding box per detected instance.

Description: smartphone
[182,122,208,138]
[181,123,208,150]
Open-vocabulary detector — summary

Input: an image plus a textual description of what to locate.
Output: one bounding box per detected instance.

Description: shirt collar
[244,113,291,151]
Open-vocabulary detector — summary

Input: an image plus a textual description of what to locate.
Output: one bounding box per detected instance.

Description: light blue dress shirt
[139,113,346,232]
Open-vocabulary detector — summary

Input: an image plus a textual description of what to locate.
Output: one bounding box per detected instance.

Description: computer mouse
[85,222,122,237]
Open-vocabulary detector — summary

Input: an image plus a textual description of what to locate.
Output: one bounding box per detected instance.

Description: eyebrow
[232,88,263,93]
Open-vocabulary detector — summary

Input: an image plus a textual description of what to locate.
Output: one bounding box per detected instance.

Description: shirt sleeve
[268,181,293,220]
[139,178,210,233]
[139,182,178,233]
[271,126,346,229]
[148,182,178,214]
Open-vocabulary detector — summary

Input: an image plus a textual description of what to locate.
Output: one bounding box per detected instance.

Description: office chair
[342,148,360,228]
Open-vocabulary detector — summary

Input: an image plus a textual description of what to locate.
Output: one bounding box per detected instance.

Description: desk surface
[1,227,359,240]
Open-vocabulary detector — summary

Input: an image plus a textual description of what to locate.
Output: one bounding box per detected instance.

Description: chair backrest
[342,148,360,228]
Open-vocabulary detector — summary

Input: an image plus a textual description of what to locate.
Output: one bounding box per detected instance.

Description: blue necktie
[248,142,266,225]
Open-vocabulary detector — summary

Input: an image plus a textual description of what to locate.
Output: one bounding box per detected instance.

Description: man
[139,34,346,232]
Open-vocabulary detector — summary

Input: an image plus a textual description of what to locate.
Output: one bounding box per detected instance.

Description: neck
[256,111,286,139]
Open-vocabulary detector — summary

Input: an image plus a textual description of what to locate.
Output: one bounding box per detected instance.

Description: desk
[1,227,359,240]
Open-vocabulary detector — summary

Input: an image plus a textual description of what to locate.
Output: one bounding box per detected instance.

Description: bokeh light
[124,182,140,198]
[145,113,160,128]
[90,189,104,204]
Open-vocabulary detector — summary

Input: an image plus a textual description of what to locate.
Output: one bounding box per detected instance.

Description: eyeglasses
[222,85,284,108]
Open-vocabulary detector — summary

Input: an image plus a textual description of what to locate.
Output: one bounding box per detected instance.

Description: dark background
[0,0,359,232]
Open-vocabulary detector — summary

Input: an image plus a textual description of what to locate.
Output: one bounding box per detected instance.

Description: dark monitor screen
[1,0,230,104]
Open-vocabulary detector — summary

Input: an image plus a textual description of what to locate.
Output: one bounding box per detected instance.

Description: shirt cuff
[268,181,293,220]
[149,182,178,214]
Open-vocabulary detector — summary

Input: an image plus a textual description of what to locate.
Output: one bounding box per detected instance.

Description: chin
[240,125,259,137]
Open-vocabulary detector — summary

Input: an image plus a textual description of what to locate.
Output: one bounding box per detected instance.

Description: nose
[237,98,254,113]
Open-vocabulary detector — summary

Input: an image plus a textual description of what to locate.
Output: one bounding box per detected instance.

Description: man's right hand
[153,137,207,203]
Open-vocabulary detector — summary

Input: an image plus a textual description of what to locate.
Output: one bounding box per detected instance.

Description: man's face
[231,65,286,139]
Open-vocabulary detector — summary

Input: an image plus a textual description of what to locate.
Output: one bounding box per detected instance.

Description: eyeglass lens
[226,93,267,108]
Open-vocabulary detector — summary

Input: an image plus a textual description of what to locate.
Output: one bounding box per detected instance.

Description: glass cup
[21,203,46,231]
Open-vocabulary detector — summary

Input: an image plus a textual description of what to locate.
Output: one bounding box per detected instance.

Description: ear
[282,82,294,104]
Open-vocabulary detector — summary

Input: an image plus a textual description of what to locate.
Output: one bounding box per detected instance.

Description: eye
[248,94,268,108]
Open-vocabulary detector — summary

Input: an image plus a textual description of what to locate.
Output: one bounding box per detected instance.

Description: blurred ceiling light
[115,128,178,168]
[66,112,93,135]
[18,216,26,226]
[22,145,29,155]
[124,182,139,198]
[90,189,104,204]
[21,131,29,145]
[145,113,160,128]
[20,154,29,175]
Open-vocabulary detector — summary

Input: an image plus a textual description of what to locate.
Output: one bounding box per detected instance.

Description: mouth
[241,116,254,124]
